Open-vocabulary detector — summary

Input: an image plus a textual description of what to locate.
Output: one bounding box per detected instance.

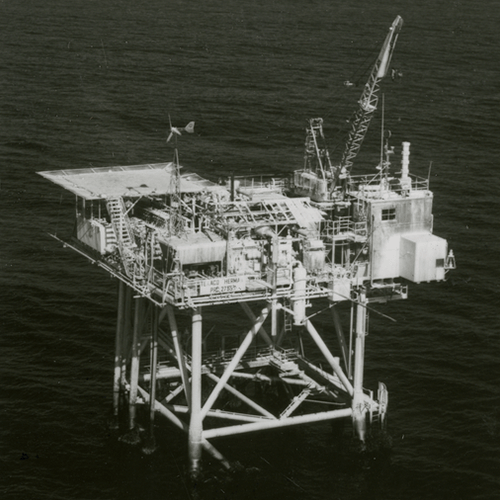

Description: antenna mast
[169,148,183,236]
[166,118,195,236]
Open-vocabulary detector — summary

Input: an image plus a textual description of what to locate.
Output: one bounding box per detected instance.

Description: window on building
[381,207,396,221]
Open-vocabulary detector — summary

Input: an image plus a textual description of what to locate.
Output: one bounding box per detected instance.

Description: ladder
[106,197,137,278]
[283,298,293,333]
[106,198,135,248]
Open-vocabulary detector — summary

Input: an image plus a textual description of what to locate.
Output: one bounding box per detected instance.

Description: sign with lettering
[199,276,247,296]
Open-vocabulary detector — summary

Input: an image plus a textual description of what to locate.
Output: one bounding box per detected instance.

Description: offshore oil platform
[40,16,455,475]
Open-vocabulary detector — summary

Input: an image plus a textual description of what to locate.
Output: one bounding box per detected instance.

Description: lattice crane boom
[339,15,403,175]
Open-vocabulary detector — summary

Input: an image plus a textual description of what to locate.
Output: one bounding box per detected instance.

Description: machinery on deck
[39,15,455,475]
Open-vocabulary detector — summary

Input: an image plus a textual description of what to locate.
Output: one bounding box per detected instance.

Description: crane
[338,15,403,177]
[293,16,403,203]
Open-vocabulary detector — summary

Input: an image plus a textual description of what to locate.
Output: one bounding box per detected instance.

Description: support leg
[167,305,191,405]
[112,280,126,428]
[352,291,367,443]
[331,304,349,374]
[121,286,132,386]
[129,297,143,430]
[121,296,143,445]
[149,305,159,428]
[188,307,203,478]
[143,304,159,454]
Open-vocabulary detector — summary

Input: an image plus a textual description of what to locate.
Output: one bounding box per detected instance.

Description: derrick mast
[304,117,334,179]
[296,117,335,203]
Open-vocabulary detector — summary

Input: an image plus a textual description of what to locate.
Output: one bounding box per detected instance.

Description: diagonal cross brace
[201,306,270,419]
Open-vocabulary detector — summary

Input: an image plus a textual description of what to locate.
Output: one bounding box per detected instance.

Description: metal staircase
[107,198,135,246]
[106,197,137,278]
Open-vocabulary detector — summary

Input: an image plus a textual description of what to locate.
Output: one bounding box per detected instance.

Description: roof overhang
[38,162,228,200]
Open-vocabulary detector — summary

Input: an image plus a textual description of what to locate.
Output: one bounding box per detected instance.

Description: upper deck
[39,141,453,309]
[38,162,227,200]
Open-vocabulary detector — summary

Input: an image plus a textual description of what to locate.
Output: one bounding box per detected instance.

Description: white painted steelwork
[39,14,456,476]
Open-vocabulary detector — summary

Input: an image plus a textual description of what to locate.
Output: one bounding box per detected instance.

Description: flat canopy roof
[38,162,228,200]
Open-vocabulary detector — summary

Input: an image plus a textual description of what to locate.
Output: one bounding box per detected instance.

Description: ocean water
[1,1,499,499]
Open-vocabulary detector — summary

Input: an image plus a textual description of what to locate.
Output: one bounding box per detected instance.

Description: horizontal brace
[166,404,274,423]
[229,371,312,386]
[203,408,352,439]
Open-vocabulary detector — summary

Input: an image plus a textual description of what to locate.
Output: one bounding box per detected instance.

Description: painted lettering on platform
[199,276,246,296]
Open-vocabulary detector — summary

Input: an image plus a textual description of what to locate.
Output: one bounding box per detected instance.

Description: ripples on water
[1,1,499,499]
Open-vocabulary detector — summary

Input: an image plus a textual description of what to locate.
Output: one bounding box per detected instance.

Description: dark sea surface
[1,1,499,499]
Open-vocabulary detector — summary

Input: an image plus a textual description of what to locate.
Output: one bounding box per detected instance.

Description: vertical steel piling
[112,280,126,425]
[129,296,143,432]
[352,291,367,442]
[149,305,159,434]
[188,307,203,477]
